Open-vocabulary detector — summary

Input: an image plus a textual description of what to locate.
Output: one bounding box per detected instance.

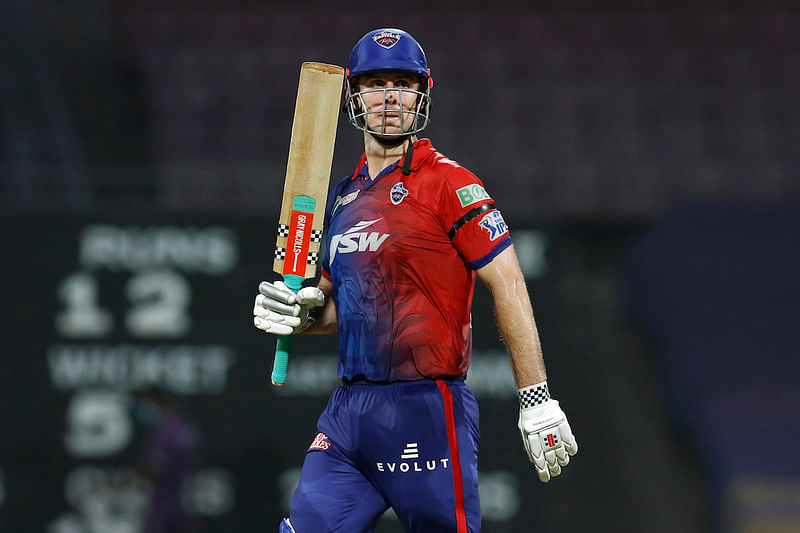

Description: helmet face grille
[345,86,431,137]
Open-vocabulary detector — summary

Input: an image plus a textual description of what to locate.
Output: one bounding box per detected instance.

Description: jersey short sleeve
[438,167,512,269]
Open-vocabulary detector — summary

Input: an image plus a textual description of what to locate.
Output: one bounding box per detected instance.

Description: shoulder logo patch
[390,182,409,205]
[455,184,491,207]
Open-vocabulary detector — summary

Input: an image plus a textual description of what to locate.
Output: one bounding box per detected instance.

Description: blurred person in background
[254,27,578,532]
[132,385,198,533]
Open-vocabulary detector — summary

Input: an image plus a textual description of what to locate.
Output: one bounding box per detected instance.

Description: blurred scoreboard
[1,214,281,532]
[0,213,558,532]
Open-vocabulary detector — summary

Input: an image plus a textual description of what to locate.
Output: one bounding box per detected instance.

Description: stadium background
[1,1,798,532]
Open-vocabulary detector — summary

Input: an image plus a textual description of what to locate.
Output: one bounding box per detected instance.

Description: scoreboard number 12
[56,269,191,339]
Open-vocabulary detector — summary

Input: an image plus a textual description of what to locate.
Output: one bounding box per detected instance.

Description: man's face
[357,72,423,135]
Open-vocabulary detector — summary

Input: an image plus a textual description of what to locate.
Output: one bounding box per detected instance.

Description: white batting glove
[517,381,578,483]
[253,280,324,335]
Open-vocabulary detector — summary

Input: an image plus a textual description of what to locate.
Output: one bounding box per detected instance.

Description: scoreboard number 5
[56,269,191,339]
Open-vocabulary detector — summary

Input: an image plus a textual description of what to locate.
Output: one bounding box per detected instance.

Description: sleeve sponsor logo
[478,211,509,241]
[455,184,491,208]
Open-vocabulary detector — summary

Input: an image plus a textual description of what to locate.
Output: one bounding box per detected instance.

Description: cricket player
[254,28,578,533]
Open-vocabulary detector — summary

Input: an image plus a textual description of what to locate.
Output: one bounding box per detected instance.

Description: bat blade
[271,62,344,386]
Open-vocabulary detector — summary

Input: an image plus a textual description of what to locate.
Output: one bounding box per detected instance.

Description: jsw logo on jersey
[329,218,390,264]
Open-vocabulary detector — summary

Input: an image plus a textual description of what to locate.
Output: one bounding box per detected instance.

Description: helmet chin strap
[401,138,414,176]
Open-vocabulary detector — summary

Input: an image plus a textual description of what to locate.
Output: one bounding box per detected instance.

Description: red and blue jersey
[321,139,511,382]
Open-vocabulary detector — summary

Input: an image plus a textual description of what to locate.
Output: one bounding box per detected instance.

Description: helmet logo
[372,30,402,49]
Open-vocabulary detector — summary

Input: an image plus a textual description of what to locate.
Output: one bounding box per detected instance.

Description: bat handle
[271,274,304,386]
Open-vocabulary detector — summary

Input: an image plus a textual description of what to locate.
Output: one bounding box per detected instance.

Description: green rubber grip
[271,274,304,385]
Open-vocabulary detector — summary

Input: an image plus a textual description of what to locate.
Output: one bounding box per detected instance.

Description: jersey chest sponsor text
[329,218,390,264]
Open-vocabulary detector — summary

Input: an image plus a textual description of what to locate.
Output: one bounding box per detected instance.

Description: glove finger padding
[253,309,300,335]
[539,426,563,479]
[253,306,302,327]
[293,287,324,333]
[259,280,297,304]
[257,282,301,316]
[523,432,550,483]
[545,449,561,477]
[559,420,579,457]
[554,442,570,466]
[296,287,325,308]
[255,293,300,316]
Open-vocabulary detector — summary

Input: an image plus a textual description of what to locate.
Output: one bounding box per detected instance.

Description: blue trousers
[288,379,481,533]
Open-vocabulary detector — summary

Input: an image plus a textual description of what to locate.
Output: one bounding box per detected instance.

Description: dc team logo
[390,182,409,205]
[478,210,509,241]
[373,30,402,49]
[309,432,331,451]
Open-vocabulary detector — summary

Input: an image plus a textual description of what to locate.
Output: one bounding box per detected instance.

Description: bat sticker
[282,195,316,277]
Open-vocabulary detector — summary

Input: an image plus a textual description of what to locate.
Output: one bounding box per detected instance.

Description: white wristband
[518,381,550,409]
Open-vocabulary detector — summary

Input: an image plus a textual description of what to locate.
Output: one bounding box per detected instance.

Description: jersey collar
[351,138,436,182]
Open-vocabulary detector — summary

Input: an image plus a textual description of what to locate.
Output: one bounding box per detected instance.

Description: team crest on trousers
[390,182,409,205]
[373,31,402,49]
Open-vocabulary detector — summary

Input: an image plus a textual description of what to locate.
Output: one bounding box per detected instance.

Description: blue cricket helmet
[347,28,430,81]
[345,28,432,139]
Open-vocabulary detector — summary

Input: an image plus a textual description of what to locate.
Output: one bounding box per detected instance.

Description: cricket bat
[271,62,344,386]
